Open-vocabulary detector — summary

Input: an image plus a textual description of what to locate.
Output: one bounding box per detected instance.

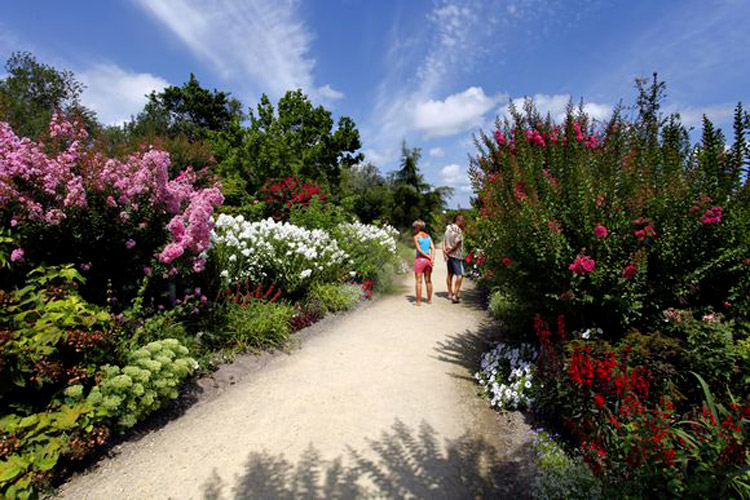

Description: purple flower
[10,248,24,263]
[126,239,136,249]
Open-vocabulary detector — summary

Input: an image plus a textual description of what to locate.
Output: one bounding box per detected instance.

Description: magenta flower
[593,225,609,239]
[10,248,24,263]
[702,206,723,225]
[494,130,506,145]
[143,266,152,276]
[621,263,638,279]
[126,239,136,249]
[569,255,596,275]
[192,258,206,273]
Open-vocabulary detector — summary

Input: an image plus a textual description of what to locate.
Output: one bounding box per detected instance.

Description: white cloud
[429,147,445,157]
[79,64,169,125]
[502,94,612,123]
[132,0,318,100]
[413,87,504,137]
[668,103,735,128]
[440,163,471,193]
[316,84,344,103]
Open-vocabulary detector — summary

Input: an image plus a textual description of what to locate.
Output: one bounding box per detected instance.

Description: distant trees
[0,52,95,138]
[129,73,243,142]
[211,90,363,203]
[387,142,453,230]
[0,51,454,228]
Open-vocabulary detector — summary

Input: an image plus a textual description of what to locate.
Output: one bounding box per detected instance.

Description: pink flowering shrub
[0,113,223,303]
[468,88,750,338]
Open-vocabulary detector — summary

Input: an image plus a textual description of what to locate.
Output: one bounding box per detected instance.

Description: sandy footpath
[57,264,534,499]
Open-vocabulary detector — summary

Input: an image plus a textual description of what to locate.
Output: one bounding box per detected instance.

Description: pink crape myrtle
[0,112,224,271]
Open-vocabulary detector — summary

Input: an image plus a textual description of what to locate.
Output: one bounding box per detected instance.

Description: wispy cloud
[79,63,169,125]
[589,0,749,115]
[131,0,340,103]
[365,0,576,166]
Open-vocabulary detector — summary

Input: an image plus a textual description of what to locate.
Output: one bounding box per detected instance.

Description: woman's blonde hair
[412,219,426,231]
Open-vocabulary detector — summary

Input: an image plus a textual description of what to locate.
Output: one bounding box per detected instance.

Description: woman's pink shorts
[414,256,433,274]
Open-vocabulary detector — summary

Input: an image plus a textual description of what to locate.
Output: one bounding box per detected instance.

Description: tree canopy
[0,52,94,138]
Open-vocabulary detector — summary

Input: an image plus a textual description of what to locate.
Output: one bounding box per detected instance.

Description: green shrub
[307,283,360,313]
[0,338,196,498]
[488,290,533,336]
[0,265,113,408]
[530,431,602,500]
[333,221,399,286]
[83,338,198,429]
[0,401,102,499]
[224,300,295,350]
[288,197,351,230]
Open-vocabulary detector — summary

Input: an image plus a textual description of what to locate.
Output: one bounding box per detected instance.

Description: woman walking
[412,219,435,306]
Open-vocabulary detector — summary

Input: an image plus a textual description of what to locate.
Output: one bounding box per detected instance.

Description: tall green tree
[341,162,393,223]
[128,73,243,142]
[0,52,95,138]
[388,141,453,230]
[212,89,363,202]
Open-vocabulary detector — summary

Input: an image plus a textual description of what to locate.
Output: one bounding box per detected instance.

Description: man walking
[443,214,466,303]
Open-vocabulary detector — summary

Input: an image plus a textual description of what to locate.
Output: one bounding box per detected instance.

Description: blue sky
[2,0,748,207]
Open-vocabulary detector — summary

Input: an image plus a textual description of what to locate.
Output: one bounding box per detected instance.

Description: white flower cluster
[337,221,398,254]
[577,327,604,340]
[212,214,348,292]
[475,343,538,411]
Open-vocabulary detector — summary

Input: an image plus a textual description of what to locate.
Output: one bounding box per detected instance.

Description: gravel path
[57,264,535,499]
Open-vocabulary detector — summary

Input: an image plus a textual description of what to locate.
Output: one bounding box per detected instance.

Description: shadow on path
[200,420,533,499]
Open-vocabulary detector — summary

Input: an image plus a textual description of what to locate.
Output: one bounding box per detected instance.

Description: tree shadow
[432,322,504,380]
[201,419,534,499]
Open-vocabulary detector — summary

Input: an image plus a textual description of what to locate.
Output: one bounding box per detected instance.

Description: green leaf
[0,456,28,482]
[18,415,38,428]
[691,371,717,422]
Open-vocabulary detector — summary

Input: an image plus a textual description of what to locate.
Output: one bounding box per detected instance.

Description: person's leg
[453,260,464,302]
[446,259,454,299]
[415,272,423,305]
[425,266,433,303]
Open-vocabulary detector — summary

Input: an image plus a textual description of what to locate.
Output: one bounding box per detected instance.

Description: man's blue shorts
[447,257,464,276]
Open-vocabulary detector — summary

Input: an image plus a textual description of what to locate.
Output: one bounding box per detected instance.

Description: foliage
[469,82,749,337]
[82,338,197,429]
[340,163,393,224]
[529,430,602,500]
[0,265,113,409]
[333,221,399,285]
[470,78,750,497]
[487,290,533,336]
[388,142,453,231]
[211,214,348,296]
[259,176,328,221]
[0,400,104,499]
[210,89,363,198]
[0,52,95,140]
[0,338,195,498]
[288,196,352,230]
[223,299,295,350]
[0,112,223,303]
[307,283,361,314]
[129,73,242,143]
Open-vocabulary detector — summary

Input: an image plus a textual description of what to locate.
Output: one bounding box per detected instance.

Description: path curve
[57,264,534,499]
